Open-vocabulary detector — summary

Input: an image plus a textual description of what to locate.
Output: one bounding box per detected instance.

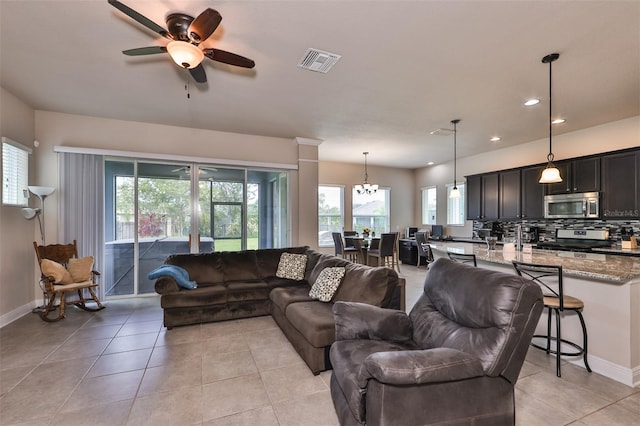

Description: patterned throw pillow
[275,252,308,281]
[68,256,94,282]
[40,259,73,284]
[309,267,346,302]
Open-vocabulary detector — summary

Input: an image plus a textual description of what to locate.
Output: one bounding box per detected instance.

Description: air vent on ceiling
[429,128,455,136]
[297,48,341,73]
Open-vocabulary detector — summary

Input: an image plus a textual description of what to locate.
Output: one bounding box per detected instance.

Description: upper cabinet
[545,157,600,194]
[521,166,545,219]
[466,173,499,220]
[499,169,521,219]
[601,150,640,219]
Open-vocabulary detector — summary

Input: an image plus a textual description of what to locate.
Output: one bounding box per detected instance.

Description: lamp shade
[28,186,55,198]
[539,165,563,184]
[449,187,461,199]
[166,41,205,69]
[21,207,41,220]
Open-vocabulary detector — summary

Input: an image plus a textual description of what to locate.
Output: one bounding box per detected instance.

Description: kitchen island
[430,241,640,387]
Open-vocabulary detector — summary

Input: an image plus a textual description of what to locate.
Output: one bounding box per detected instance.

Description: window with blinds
[2,137,31,206]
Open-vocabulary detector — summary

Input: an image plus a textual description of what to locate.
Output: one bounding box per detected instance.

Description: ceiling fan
[107,0,255,83]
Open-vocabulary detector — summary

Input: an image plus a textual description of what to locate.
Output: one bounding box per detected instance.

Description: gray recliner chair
[329,258,543,426]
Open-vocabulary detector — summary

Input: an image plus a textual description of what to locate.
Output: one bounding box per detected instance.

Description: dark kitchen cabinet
[521,166,545,219]
[466,173,499,220]
[499,169,521,219]
[466,175,482,220]
[399,239,425,265]
[601,150,640,218]
[482,173,499,220]
[546,157,600,194]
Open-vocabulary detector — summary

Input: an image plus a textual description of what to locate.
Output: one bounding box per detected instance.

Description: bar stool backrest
[512,261,564,310]
[447,252,477,267]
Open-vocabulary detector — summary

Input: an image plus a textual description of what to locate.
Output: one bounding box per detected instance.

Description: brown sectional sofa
[154,246,403,374]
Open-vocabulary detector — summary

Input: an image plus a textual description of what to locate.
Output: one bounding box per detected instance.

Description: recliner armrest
[333,301,412,343]
[362,347,484,385]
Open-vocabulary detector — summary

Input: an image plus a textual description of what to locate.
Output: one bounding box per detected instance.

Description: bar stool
[512,261,592,377]
[447,252,477,267]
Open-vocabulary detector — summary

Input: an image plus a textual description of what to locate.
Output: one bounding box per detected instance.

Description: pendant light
[449,119,461,199]
[539,53,563,184]
[355,152,378,195]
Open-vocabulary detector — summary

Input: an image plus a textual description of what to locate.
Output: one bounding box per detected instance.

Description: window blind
[2,137,31,206]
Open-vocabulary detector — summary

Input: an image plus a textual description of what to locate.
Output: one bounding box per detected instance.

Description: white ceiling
[1,1,639,168]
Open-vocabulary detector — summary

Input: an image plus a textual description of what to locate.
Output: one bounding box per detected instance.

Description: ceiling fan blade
[203,48,255,69]
[188,9,222,44]
[189,64,207,83]
[122,46,167,56]
[108,0,170,39]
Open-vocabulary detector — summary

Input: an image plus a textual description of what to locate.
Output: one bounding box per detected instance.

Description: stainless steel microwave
[544,192,600,219]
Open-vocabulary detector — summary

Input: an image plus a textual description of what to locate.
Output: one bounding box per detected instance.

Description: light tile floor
[1,264,638,425]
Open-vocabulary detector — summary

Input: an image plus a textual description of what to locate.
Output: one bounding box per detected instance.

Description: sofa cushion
[161,284,227,309]
[264,277,309,289]
[333,263,398,306]
[308,256,350,284]
[270,286,313,313]
[309,267,346,302]
[276,253,308,281]
[256,247,308,278]
[222,251,261,282]
[166,252,224,284]
[284,301,336,347]
[227,281,270,302]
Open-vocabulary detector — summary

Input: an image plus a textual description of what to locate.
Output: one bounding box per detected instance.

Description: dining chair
[368,232,400,272]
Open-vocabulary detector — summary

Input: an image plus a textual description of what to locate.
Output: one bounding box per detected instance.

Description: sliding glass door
[104,160,289,297]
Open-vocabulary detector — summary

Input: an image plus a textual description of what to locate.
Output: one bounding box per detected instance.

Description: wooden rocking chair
[33,240,105,322]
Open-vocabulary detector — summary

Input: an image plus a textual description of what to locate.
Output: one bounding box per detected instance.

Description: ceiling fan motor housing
[166,13,195,42]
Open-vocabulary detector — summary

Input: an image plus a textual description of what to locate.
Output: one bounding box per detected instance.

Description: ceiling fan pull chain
[184,68,191,99]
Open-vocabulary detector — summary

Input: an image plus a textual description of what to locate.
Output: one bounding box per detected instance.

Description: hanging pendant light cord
[548,57,553,162]
[451,119,460,189]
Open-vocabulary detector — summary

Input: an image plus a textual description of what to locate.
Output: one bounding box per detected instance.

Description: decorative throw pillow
[40,259,73,284]
[68,256,94,282]
[309,267,346,302]
[275,252,308,281]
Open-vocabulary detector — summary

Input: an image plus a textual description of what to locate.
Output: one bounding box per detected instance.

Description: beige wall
[319,160,415,242]
[0,87,37,323]
[414,116,640,238]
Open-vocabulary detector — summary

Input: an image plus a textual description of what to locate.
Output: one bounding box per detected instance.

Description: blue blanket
[147,265,197,289]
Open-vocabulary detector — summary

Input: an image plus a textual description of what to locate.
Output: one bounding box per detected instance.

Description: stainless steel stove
[535,229,612,252]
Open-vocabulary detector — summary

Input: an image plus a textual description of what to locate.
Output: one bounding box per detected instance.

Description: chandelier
[355,152,378,195]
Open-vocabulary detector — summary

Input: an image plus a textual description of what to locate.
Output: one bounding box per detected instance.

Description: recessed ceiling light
[552,118,566,124]
[524,99,540,106]
[427,161,435,165]
[490,137,501,142]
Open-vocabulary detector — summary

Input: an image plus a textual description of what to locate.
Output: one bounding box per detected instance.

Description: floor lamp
[22,186,55,312]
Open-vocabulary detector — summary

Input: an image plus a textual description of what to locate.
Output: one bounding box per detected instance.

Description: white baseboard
[0,300,38,328]
[569,354,639,388]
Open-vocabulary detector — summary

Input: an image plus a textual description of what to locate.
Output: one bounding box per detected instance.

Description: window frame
[421,186,437,225]
[2,137,32,207]
[318,185,344,247]
[446,182,466,226]
[352,186,391,235]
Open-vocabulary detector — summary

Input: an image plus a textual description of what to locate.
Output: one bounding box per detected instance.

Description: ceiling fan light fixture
[166,41,204,69]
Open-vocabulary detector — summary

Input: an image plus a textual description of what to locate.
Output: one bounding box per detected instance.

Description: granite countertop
[428,241,640,283]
